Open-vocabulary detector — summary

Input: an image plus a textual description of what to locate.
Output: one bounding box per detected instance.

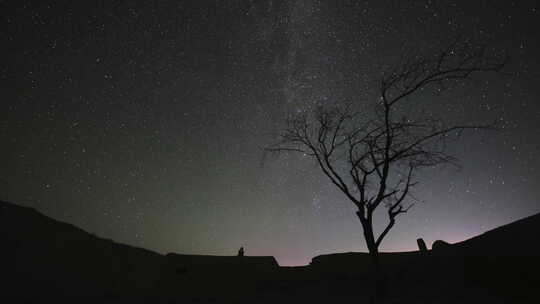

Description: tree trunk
[357,211,387,302]
[357,211,380,271]
[365,228,381,272]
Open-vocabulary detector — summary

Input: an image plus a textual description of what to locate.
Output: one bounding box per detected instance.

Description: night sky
[2,0,539,266]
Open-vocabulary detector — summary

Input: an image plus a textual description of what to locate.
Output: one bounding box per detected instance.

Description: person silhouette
[237,246,245,257]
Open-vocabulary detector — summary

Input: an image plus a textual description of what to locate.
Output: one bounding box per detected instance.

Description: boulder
[416,238,428,253]
[432,240,451,251]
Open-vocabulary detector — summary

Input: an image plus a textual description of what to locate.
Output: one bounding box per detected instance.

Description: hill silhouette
[0,200,278,302]
[453,212,540,256]
[309,213,540,302]
[2,199,539,303]
[311,212,540,269]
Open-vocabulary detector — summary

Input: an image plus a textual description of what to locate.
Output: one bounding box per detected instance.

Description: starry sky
[1,0,539,266]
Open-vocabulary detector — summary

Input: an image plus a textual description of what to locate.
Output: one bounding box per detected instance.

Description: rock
[416,238,428,252]
[432,240,451,251]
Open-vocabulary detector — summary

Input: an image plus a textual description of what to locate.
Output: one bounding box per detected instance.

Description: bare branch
[265,38,506,259]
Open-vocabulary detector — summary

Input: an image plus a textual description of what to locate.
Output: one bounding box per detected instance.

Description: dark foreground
[2,200,539,303]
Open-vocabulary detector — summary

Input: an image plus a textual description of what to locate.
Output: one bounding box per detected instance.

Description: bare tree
[267,40,506,275]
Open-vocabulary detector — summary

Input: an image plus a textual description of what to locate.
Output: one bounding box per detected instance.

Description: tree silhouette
[267,40,506,281]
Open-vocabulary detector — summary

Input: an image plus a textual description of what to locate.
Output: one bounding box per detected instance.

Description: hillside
[310,211,540,268]
[0,200,278,301]
[1,200,165,297]
[2,199,539,303]
[308,212,540,302]
[453,212,540,256]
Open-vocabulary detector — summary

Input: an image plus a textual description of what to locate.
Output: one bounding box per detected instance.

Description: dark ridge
[311,211,540,266]
[1,200,165,297]
[452,212,540,255]
[0,200,159,255]
[166,252,279,269]
[0,200,280,300]
[2,199,539,302]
